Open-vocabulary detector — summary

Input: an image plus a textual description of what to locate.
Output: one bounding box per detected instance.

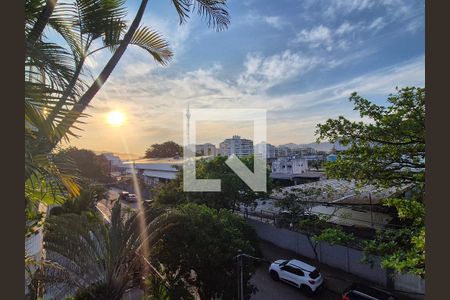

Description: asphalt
[250,240,341,300]
[250,240,423,300]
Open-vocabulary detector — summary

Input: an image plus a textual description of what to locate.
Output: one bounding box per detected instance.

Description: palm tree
[25,0,230,152]
[40,202,179,299]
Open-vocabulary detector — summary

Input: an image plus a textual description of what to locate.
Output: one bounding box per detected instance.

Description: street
[249,239,339,300]
[250,265,338,300]
[106,187,140,210]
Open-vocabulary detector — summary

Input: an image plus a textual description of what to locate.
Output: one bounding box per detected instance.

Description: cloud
[294,25,332,49]
[262,16,285,29]
[237,50,323,93]
[241,11,287,29]
[69,51,423,154]
[323,0,375,19]
[368,17,386,31]
[336,22,357,35]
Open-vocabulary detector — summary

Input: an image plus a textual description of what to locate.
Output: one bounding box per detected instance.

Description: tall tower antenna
[186,103,191,147]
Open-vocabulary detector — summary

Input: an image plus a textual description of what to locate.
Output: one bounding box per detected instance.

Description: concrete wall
[394,273,426,295]
[247,218,424,294]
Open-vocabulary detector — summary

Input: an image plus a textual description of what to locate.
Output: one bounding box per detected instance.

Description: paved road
[106,187,140,210]
[249,240,342,300]
[250,265,338,300]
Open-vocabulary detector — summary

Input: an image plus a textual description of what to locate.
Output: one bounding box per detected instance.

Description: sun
[107,111,125,126]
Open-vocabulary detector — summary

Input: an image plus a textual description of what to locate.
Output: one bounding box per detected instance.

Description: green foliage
[55,147,111,183]
[71,283,110,300]
[297,215,331,234]
[49,186,103,216]
[152,156,273,210]
[42,202,142,299]
[362,197,425,277]
[383,197,424,226]
[146,203,261,300]
[363,227,425,278]
[316,87,425,188]
[144,276,171,300]
[314,227,356,245]
[144,141,183,158]
[316,87,425,276]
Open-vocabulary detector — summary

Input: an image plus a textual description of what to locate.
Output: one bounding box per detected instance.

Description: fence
[245,218,425,295]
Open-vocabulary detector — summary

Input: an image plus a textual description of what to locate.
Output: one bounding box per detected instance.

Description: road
[250,240,341,300]
[250,265,338,300]
[106,187,140,210]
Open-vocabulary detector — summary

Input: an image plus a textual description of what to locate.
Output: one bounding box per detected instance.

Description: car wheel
[300,284,314,296]
[270,270,279,281]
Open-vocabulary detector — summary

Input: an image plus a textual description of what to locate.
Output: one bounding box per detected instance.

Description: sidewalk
[258,239,422,300]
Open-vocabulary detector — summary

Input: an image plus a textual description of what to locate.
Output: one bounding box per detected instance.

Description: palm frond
[26,40,76,90]
[170,0,230,31]
[76,0,127,38]
[192,0,230,31]
[130,26,173,65]
[25,0,46,32]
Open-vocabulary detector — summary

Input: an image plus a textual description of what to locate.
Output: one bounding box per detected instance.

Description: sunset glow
[107,111,125,126]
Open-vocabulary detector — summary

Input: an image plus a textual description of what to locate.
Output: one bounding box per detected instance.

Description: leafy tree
[55,147,111,183]
[316,87,425,187]
[145,141,183,158]
[49,185,105,216]
[152,156,273,210]
[316,87,425,277]
[309,160,323,171]
[41,202,177,299]
[275,188,341,267]
[146,203,261,300]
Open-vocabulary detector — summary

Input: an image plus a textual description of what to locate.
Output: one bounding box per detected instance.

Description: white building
[271,157,309,174]
[219,135,254,158]
[102,152,122,166]
[254,142,276,159]
[122,158,182,185]
[196,143,218,156]
[122,156,211,186]
[25,202,48,295]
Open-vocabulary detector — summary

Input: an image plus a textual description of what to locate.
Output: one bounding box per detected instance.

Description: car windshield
[309,269,320,279]
[279,260,288,267]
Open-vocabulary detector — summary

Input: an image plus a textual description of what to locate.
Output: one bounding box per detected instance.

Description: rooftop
[271,179,407,205]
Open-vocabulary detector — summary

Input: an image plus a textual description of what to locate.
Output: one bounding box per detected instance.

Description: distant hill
[306,142,334,152]
[277,142,334,152]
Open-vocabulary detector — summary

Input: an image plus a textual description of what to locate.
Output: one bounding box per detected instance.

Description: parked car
[118,191,130,201]
[342,283,397,300]
[143,199,154,206]
[127,193,137,203]
[269,259,323,295]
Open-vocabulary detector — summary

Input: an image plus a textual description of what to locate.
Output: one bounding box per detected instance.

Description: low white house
[122,156,210,185]
[122,158,182,185]
[271,157,308,174]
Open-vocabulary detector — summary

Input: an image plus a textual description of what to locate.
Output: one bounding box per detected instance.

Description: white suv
[268,259,324,295]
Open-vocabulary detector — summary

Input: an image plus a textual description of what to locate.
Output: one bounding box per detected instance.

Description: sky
[61,0,425,156]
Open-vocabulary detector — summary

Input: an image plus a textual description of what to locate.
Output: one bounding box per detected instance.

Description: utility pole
[237,249,244,300]
[369,192,374,228]
[234,251,269,300]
